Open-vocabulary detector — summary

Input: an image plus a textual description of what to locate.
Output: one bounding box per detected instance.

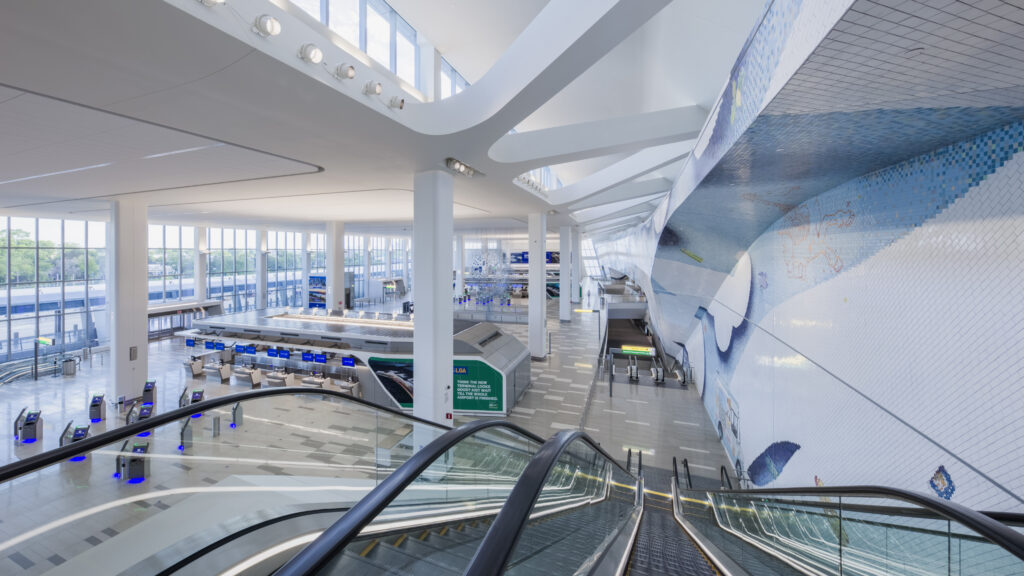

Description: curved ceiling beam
[584,213,644,232]
[572,193,664,224]
[585,221,640,238]
[568,178,671,211]
[548,140,693,205]
[488,106,706,167]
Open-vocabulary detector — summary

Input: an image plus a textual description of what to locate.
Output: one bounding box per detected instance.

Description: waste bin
[62,358,76,376]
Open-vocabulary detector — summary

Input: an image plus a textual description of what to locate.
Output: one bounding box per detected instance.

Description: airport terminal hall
[2,0,1024,574]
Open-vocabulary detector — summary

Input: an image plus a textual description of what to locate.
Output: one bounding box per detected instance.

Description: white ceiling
[0,0,766,240]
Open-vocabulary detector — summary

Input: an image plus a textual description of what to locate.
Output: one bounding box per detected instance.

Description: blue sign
[341,356,355,367]
[278,350,291,359]
[314,354,327,364]
[245,345,256,354]
[185,339,195,347]
[267,349,278,358]
[235,344,245,353]
[204,341,215,350]
[302,352,314,362]
[215,342,225,351]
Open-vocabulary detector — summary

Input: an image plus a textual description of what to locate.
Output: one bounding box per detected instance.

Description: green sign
[453,360,503,413]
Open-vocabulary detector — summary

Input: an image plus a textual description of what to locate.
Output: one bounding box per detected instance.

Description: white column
[256,230,268,310]
[110,198,149,402]
[571,228,582,304]
[559,226,571,321]
[418,37,439,102]
[455,235,465,297]
[301,232,312,308]
[194,226,207,302]
[326,222,346,311]
[528,213,547,359]
[413,170,454,427]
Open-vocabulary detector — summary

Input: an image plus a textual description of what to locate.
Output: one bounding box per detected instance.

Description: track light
[363,81,382,96]
[198,0,225,6]
[445,158,477,177]
[389,97,405,110]
[299,43,323,64]
[254,15,281,37]
[334,64,356,80]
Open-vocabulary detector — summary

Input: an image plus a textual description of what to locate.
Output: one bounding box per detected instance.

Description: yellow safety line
[643,489,671,498]
[418,530,430,541]
[394,534,407,547]
[456,522,465,531]
[439,526,449,536]
[359,540,378,557]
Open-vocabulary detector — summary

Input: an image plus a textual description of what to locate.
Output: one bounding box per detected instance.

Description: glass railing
[278,420,544,575]
[673,476,1024,576]
[0,388,446,576]
[463,430,640,576]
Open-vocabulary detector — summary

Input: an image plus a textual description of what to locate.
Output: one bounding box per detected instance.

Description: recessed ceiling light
[254,15,281,37]
[363,81,382,96]
[335,64,356,80]
[446,157,477,177]
[299,43,323,64]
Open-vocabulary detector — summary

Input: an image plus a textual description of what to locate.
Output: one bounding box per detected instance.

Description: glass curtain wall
[0,217,108,362]
[345,235,365,300]
[206,228,257,313]
[389,237,404,279]
[581,238,602,277]
[368,236,387,280]
[268,231,303,308]
[147,225,196,302]
[311,233,326,275]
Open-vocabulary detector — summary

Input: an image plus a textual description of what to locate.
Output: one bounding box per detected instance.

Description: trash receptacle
[62,358,76,376]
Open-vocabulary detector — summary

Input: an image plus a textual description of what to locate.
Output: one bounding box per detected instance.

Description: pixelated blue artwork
[930,465,955,500]
[747,441,801,486]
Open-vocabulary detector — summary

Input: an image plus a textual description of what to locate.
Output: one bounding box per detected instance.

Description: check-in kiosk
[117,441,150,483]
[142,380,156,405]
[15,409,42,444]
[204,360,231,383]
[190,389,205,404]
[60,422,90,447]
[231,401,243,428]
[89,394,106,423]
[233,365,262,388]
[138,406,153,422]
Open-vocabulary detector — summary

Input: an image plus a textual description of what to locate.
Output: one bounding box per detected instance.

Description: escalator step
[628,505,717,576]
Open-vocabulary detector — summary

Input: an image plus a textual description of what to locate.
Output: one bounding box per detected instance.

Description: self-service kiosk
[190,389,204,404]
[117,441,149,483]
[138,406,153,422]
[89,393,106,423]
[14,409,42,444]
[60,422,90,447]
[142,380,156,405]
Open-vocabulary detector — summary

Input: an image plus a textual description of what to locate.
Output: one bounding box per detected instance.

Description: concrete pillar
[528,213,547,359]
[326,222,345,311]
[455,235,465,297]
[110,197,149,401]
[413,170,454,427]
[571,228,582,303]
[559,226,571,321]
[418,37,438,102]
[301,232,311,309]
[256,230,268,310]
[194,226,207,302]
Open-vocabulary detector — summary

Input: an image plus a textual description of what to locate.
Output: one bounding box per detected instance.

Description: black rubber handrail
[463,429,637,576]
[720,465,733,489]
[0,387,444,483]
[274,418,545,575]
[681,484,1024,562]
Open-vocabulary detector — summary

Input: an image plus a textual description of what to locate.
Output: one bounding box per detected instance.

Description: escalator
[1,388,1023,575]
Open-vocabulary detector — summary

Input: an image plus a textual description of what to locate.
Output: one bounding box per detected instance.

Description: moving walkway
[0,387,1021,575]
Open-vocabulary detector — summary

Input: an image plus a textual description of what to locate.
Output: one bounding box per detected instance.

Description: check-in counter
[335,378,359,396]
[301,375,331,389]
[184,351,217,378]
[233,366,262,388]
[265,371,298,387]
[204,362,232,383]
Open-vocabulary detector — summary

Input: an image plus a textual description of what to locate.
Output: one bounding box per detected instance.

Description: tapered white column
[326,222,346,310]
[559,226,571,321]
[528,213,547,359]
[413,170,454,426]
[194,226,207,302]
[571,228,582,303]
[256,230,268,310]
[110,198,149,401]
[301,232,312,308]
[455,235,465,297]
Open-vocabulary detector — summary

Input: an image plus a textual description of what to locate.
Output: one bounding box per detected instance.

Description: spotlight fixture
[445,157,476,177]
[388,96,405,110]
[363,81,383,96]
[299,43,324,64]
[334,63,356,80]
[254,15,281,37]
[198,0,225,6]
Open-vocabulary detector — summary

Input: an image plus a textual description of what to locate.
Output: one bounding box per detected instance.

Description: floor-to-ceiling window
[207,228,257,313]
[148,225,195,303]
[581,238,603,278]
[311,233,326,275]
[345,235,364,299]
[389,237,404,279]
[0,217,108,362]
[267,231,303,308]
[368,236,387,281]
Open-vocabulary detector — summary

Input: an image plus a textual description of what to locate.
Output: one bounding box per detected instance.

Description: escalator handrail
[274,418,545,575]
[0,387,445,483]
[464,429,636,576]
[686,484,1024,562]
